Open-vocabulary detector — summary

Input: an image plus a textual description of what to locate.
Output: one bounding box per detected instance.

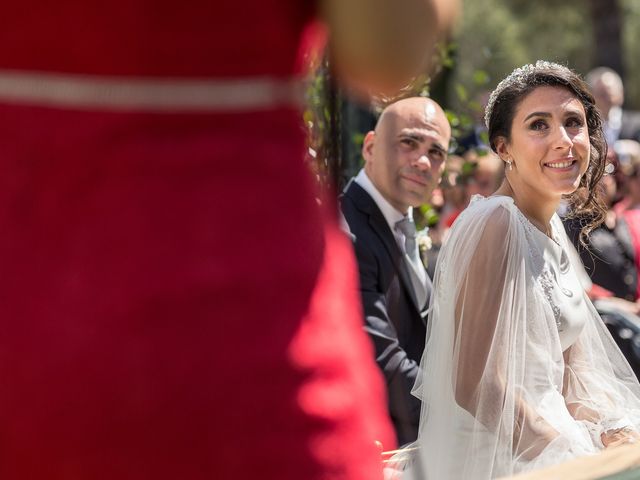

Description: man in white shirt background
[586,66,640,147]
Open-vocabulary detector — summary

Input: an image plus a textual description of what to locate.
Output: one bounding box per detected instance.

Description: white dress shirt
[354,169,411,252]
[354,169,428,307]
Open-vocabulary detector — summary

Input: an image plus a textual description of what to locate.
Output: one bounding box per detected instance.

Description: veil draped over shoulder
[404,195,640,479]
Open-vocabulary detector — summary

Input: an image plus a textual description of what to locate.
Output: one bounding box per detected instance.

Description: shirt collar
[354,169,411,233]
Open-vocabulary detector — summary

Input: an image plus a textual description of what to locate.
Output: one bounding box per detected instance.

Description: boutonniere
[416,227,432,253]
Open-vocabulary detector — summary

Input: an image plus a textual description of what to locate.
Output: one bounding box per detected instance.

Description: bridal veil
[405,195,640,479]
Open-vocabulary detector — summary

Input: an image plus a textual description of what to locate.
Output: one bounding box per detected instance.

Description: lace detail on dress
[572,420,604,450]
[539,270,563,331]
[512,204,563,331]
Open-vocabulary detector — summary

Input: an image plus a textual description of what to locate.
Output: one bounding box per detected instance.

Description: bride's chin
[553,180,583,196]
[560,186,579,195]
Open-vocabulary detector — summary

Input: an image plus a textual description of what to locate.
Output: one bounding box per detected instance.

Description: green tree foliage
[451,0,594,114]
[452,0,640,109]
[621,0,640,108]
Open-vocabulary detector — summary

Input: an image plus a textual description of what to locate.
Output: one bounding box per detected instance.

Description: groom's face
[362,97,451,214]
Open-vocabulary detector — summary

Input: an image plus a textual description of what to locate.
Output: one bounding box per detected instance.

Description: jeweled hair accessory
[484,60,563,129]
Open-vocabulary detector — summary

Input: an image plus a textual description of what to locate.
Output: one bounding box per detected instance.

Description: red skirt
[0,100,394,478]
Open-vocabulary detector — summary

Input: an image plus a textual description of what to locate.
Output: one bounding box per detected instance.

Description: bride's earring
[506,158,513,171]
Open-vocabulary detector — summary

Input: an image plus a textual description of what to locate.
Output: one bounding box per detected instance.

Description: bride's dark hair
[485,61,607,245]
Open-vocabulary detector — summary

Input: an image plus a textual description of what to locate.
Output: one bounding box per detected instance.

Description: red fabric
[588,283,614,300]
[296,20,329,72]
[614,199,630,215]
[0,1,315,77]
[0,2,395,478]
[623,209,640,300]
[444,208,462,228]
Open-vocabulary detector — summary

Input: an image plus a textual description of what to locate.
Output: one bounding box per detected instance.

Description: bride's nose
[553,126,573,149]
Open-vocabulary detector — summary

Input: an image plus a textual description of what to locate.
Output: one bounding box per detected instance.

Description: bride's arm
[563,338,640,447]
[558,221,640,446]
[451,206,561,459]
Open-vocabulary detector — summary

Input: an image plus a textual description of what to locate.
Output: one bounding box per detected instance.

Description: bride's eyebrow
[523,111,551,122]
[564,107,585,117]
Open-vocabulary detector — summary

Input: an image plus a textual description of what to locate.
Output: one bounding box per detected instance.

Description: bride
[405,61,640,479]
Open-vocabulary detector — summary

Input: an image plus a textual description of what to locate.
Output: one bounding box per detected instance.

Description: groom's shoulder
[339,181,371,240]
[340,180,374,228]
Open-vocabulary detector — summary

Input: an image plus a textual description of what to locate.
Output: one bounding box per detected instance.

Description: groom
[341,97,451,445]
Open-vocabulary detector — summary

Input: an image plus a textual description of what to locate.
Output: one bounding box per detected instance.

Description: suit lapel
[344,181,423,313]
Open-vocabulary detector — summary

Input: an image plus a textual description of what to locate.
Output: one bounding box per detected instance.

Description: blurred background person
[612,139,640,208]
[564,141,640,378]
[456,89,491,153]
[436,154,467,230]
[422,152,503,277]
[564,148,637,303]
[0,1,458,479]
[465,151,504,199]
[618,143,640,302]
[586,66,640,146]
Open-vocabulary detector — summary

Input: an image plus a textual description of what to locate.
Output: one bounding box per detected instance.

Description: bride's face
[497,85,590,200]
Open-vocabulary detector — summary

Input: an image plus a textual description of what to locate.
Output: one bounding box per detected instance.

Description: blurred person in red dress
[0,1,457,479]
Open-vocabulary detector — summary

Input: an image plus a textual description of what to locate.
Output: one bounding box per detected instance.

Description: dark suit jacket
[563,215,637,301]
[340,180,432,446]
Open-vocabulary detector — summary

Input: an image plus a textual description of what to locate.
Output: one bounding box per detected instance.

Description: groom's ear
[362,130,376,163]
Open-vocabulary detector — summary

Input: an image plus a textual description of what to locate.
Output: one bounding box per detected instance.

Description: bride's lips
[544,157,577,172]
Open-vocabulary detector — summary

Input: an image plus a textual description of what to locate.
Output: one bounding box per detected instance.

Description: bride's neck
[495,179,559,236]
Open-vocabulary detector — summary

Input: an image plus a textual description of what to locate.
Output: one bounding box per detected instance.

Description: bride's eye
[566,116,584,128]
[529,119,548,131]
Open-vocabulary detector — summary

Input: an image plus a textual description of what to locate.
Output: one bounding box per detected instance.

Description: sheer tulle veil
[397,195,640,479]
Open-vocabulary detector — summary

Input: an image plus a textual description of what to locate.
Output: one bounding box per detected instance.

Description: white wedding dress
[401,195,640,479]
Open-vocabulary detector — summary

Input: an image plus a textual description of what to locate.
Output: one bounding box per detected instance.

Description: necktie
[395,217,428,308]
[395,217,418,260]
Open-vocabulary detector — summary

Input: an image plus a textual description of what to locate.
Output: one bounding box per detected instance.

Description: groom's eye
[401,138,418,148]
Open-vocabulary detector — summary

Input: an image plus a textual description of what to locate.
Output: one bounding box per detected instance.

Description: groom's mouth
[401,174,429,187]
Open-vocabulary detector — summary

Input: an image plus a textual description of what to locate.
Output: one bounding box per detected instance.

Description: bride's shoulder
[468,193,514,210]
[444,195,523,256]
[453,194,517,229]
[438,195,523,271]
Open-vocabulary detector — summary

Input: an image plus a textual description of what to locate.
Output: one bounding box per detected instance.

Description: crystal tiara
[484,60,564,129]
